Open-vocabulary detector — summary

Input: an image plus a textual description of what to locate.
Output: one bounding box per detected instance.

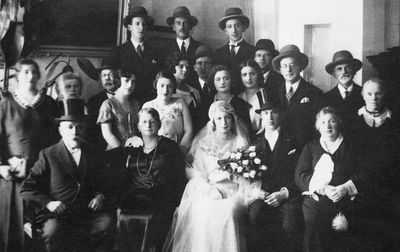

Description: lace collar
[358,106,391,127]
[12,90,43,109]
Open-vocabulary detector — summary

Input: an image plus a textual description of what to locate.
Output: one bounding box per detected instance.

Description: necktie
[230,44,236,56]
[344,91,349,101]
[181,41,186,54]
[202,83,209,95]
[286,86,294,104]
[136,45,143,59]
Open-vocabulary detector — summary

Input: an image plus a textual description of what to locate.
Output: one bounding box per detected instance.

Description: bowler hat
[97,58,117,72]
[166,6,198,27]
[194,45,213,61]
[272,44,309,72]
[55,99,88,122]
[123,6,154,28]
[218,7,250,30]
[255,39,279,57]
[325,50,362,75]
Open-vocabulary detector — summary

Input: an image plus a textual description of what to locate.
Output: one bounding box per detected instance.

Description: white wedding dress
[164,125,260,252]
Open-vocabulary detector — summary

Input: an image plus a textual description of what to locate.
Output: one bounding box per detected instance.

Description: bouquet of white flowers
[217,146,268,182]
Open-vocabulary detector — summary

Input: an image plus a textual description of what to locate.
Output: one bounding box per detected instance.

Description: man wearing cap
[21,99,115,252]
[166,6,202,60]
[324,50,363,130]
[214,7,255,94]
[254,39,284,89]
[112,6,160,103]
[270,44,323,148]
[248,101,302,252]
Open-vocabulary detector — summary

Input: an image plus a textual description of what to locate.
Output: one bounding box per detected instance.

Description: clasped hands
[256,189,287,207]
[0,157,27,180]
[319,184,349,203]
[46,194,105,214]
[124,136,144,148]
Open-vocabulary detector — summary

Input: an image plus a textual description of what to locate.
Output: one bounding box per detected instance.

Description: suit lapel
[272,132,291,174]
[289,79,307,107]
[57,141,80,181]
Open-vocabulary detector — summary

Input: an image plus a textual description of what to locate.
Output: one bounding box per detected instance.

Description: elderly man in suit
[214,7,255,94]
[21,99,114,252]
[87,58,120,147]
[248,101,302,252]
[324,50,363,133]
[166,6,202,61]
[254,39,284,89]
[269,44,323,149]
[112,6,160,103]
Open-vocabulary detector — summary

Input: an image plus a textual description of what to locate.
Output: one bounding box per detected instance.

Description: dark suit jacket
[269,78,323,148]
[264,70,284,90]
[112,40,160,103]
[323,84,363,134]
[254,130,300,197]
[87,91,108,120]
[214,40,256,94]
[21,141,110,220]
[166,37,202,62]
[86,91,108,146]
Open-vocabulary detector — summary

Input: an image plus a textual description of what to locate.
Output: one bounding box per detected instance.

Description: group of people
[0,4,399,252]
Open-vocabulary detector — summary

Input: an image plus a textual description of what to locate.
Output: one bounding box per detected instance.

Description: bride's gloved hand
[208,170,232,184]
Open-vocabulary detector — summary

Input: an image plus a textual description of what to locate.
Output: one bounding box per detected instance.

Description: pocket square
[300,97,310,103]
[287,149,296,155]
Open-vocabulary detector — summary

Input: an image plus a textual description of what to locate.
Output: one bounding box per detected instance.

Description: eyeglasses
[280,63,299,69]
[101,73,116,78]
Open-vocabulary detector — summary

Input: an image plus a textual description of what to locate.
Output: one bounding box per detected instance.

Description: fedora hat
[55,99,88,122]
[272,44,309,72]
[255,39,279,57]
[325,50,362,75]
[166,6,198,27]
[194,45,213,61]
[218,7,250,30]
[123,6,154,28]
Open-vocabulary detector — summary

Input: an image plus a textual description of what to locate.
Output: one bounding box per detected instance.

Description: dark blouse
[0,94,58,164]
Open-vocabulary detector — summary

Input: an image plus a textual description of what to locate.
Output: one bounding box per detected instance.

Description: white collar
[358,106,392,127]
[176,37,190,48]
[131,39,144,50]
[285,79,301,94]
[263,70,271,82]
[198,78,206,89]
[13,90,42,109]
[319,134,343,154]
[264,127,280,150]
[229,38,244,46]
[337,83,354,99]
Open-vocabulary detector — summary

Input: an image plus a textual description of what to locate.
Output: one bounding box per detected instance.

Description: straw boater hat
[218,7,250,30]
[166,6,198,27]
[255,39,279,58]
[55,99,88,122]
[123,6,155,28]
[272,44,309,72]
[325,50,362,75]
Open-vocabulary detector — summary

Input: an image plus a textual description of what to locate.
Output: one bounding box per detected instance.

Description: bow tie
[229,41,244,47]
[70,147,81,154]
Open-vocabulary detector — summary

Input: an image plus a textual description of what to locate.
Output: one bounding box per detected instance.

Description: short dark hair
[13,58,41,79]
[207,64,231,93]
[118,69,137,79]
[166,51,191,73]
[240,59,264,88]
[153,70,177,93]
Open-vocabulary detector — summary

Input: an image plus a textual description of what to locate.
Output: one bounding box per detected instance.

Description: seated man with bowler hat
[323,50,364,133]
[248,100,302,252]
[165,6,203,62]
[21,99,115,252]
[254,39,284,90]
[112,6,160,103]
[269,44,323,149]
[214,7,255,94]
[87,58,120,147]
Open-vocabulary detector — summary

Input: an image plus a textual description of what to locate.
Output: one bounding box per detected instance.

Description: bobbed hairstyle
[207,64,231,93]
[153,70,177,93]
[166,51,191,74]
[13,58,41,79]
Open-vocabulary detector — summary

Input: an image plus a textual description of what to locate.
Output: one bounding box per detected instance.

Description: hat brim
[77,57,100,81]
[123,14,155,28]
[325,58,362,75]
[166,16,198,27]
[272,51,309,72]
[255,104,282,114]
[55,115,89,122]
[218,15,250,30]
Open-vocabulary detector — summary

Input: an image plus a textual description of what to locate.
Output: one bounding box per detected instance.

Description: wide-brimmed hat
[218,7,250,30]
[55,99,88,122]
[166,6,198,27]
[123,6,154,28]
[194,45,213,61]
[255,39,279,57]
[325,50,362,75]
[272,44,309,72]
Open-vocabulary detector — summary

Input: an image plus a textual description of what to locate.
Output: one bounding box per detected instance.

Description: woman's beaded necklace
[136,137,160,177]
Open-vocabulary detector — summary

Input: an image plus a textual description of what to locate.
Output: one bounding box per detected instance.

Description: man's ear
[127,25,132,31]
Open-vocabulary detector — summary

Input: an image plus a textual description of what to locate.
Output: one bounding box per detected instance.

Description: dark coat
[269,78,323,148]
[264,70,284,90]
[323,84,363,134]
[254,130,300,196]
[165,37,202,63]
[112,40,160,103]
[86,91,108,146]
[21,141,111,221]
[214,40,256,94]
[87,90,108,120]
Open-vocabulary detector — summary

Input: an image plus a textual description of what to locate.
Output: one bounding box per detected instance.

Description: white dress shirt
[337,83,354,99]
[285,79,300,94]
[264,127,280,151]
[131,39,144,54]
[176,37,190,52]
[229,38,244,54]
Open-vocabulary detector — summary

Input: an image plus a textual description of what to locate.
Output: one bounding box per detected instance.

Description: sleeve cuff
[343,180,358,197]
[280,187,289,199]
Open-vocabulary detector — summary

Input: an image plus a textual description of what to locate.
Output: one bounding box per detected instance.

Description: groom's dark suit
[21,141,114,252]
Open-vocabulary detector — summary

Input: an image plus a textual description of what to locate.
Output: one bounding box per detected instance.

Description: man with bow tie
[214,7,255,94]
[248,101,302,252]
[112,6,160,103]
[21,99,115,252]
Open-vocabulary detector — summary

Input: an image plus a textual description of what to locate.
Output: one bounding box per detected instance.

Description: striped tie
[286,86,294,104]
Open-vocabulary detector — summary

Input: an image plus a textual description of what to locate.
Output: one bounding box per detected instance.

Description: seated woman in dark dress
[118,107,186,251]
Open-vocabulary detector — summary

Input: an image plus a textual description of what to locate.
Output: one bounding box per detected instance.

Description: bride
[164,100,262,252]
